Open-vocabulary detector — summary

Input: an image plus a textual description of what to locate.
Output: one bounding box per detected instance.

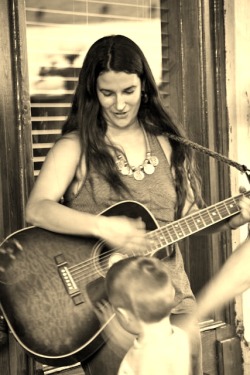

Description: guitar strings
[69,208,201,282]
[72,252,171,284]
[70,244,153,283]
[68,192,247,283]
[70,219,239,283]
[69,212,196,283]
[70,222,179,282]
[1,196,245,287]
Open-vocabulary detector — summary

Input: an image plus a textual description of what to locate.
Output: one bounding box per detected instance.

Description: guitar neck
[146,191,250,253]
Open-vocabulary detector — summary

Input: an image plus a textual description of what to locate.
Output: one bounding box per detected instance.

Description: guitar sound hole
[93,241,127,277]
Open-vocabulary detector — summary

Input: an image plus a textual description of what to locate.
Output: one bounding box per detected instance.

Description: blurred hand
[94,299,115,329]
[94,300,134,356]
[96,215,149,254]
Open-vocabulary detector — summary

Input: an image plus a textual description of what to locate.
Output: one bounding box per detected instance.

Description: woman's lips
[113,112,128,118]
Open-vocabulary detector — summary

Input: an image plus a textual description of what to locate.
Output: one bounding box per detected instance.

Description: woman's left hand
[228,194,250,229]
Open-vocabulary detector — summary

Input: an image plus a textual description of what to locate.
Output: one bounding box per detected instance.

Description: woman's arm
[196,237,250,319]
[26,134,98,236]
[182,237,250,335]
[26,134,148,251]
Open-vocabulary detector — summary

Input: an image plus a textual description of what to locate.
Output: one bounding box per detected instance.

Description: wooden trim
[163,0,234,327]
[0,1,35,374]
[13,0,34,216]
[0,0,34,241]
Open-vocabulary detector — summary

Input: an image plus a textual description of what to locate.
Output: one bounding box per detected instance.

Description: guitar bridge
[55,254,84,305]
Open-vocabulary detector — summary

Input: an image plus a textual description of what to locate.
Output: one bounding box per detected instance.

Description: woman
[26,35,250,375]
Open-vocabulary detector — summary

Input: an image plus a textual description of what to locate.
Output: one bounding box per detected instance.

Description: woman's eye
[125,90,134,95]
[102,91,113,97]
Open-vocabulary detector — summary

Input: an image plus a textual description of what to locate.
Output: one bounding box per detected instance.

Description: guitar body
[0,201,161,366]
[1,190,246,366]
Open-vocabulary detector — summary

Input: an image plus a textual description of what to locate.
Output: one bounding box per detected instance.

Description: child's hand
[94,300,134,356]
[94,299,115,328]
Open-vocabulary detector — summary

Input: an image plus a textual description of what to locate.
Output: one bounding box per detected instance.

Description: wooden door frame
[0,0,34,242]
[162,0,242,373]
[0,1,35,374]
[164,0,233,321]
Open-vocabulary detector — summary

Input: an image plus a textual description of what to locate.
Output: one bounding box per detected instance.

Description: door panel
[163,0,242,373]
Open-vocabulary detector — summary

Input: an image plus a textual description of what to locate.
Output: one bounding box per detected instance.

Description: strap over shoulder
[165,132,250,183]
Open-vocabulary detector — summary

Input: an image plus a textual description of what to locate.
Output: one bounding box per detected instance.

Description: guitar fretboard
[146,191,250,252]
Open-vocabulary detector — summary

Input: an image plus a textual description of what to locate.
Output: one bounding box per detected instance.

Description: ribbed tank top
[64,134,196,314]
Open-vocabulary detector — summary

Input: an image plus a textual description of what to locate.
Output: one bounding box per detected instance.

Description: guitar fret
[148,231,168,251]
[167,226,179,241]
[226,199,239,214]
[146,191,247,252]
[217,202,230,217]
[167,219,191,241]
[159,229,172,245]
[186,216,199,232]
[157,232,168,248]
[192,212,206,229]
[207,206,222,222]
[173,223,185,238]
[201,210,214,225]
[179,219,191,235]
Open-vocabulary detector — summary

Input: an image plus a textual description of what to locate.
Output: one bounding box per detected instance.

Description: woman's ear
[141,78,146,92]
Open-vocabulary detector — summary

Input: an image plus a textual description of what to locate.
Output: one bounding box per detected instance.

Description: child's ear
[116,308,141,335]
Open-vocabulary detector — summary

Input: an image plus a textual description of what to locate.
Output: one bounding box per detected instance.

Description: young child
[105,256,191,375]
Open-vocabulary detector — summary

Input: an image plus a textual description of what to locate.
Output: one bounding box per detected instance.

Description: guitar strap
[165,132,250,184]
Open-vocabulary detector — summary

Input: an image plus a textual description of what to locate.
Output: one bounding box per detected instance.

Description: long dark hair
[62,34,204,218]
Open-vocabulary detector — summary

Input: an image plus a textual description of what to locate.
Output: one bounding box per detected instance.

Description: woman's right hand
[95,215,149,254]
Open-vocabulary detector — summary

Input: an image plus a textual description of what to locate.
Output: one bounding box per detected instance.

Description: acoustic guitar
[0,194,248,366]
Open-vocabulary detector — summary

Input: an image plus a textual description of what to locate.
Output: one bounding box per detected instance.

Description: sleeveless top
[64,134,196,314]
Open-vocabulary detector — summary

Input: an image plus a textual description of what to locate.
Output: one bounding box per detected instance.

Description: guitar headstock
[0,239,23,273]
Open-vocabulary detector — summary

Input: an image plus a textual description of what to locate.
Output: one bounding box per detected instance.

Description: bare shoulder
[157,135,172,162]
[51,132,81,160]
[56,131,81,149]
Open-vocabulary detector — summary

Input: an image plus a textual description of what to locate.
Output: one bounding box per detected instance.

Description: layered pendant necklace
[115,126,159,181]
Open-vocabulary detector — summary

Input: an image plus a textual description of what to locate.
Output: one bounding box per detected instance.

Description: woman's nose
[115,95,126,111]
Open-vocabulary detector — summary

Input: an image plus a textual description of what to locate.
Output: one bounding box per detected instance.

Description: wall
[225,1,250,373]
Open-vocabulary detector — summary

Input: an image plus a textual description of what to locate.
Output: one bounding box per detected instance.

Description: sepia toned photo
[0,1,250,374]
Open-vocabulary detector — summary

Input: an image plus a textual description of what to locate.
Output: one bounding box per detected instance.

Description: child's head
[105,256,175,332]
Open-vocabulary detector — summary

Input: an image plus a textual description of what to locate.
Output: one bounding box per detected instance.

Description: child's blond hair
[105,256,175,323]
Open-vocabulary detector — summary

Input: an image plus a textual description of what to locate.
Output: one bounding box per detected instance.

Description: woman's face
[96,70,142,131]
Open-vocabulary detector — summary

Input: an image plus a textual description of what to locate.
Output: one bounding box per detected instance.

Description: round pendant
[121,164,130,175]
[116,158,125,171]
[148,155,159,167]
[133,169,145,180]
[144,162,155,175]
